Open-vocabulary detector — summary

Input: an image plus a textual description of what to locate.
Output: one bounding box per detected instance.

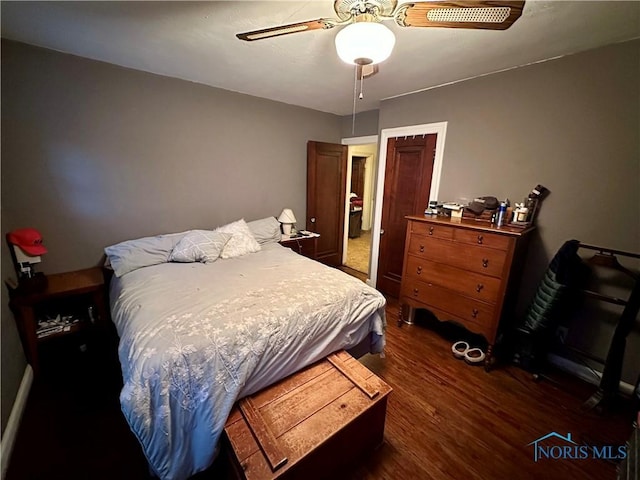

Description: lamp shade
[278,208,297,224]
[335,22,396,65]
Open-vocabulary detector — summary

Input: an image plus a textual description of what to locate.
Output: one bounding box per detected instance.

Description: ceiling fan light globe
[335,22,396,65]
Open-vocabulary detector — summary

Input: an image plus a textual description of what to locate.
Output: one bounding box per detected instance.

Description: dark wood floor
[6,297,635,480]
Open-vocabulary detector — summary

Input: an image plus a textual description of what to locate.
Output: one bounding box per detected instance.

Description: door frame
[369,122,447,288]
[341,135,379,266]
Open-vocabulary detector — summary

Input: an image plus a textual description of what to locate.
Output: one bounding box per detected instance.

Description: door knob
[380,229,385,235]
[310,217,316,223]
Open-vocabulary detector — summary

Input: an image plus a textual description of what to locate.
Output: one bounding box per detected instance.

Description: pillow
[247,216,281,245]
[105,231,187,277]
[216,219,261,259]
[169,230,232,264]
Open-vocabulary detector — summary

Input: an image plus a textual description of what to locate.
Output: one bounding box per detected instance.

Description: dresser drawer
[408,237,507,278]
[454,229,511,251]
[401,279,495,330]
[404,255,501,304]
[411,221,453,240]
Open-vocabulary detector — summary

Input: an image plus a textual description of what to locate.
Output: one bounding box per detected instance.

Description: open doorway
[342,140,378,276]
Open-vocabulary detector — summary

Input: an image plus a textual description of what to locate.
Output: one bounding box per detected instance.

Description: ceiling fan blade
[237,19,335,41]
[397,1,525,30]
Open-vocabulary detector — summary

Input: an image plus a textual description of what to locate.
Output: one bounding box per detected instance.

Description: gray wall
[379,39,640,383]
[0,210,27,436]
[341,109,379,139]
[1,40,341,432]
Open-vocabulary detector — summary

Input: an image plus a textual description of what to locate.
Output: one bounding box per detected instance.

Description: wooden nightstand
[6,267,110,377]
[279,233,319,260]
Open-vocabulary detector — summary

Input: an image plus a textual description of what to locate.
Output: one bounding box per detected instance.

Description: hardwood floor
[6,298,634,480]
[352,298,634,480]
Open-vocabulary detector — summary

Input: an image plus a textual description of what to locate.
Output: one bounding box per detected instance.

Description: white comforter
[109,243,386,480]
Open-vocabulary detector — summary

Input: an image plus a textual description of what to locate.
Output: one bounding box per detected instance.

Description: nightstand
[279,233,319,260]
[6,267,110,377]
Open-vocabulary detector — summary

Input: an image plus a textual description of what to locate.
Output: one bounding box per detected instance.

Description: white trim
[548,353,635,397]
[341,135,378,145]
[343,154,354,265]
[369,122,448,288]
[341,135,379,269]
[0,365,33,480]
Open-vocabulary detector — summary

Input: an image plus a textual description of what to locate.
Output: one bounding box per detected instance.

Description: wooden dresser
[399,215,534,367]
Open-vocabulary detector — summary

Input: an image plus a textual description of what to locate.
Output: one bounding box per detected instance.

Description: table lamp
[278,208,297,235]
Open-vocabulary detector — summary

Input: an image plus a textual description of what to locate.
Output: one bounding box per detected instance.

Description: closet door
[376,135,436,297]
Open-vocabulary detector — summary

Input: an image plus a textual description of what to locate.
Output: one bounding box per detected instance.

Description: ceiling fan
[237,1,525,66]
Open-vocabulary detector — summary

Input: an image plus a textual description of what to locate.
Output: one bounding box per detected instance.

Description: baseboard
[548,353,635,396]
[0,365,33,480]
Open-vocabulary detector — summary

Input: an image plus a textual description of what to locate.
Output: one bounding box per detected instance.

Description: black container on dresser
[399,215,535,369]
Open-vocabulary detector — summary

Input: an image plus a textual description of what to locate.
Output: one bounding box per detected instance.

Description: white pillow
[216,219,261,259]
[169,230,232,263]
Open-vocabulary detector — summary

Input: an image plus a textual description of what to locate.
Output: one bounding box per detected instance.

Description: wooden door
[376,135,437,297]
[307,141,348,267]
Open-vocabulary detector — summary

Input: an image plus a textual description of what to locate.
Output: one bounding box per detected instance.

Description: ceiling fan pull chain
[359,66,365,100]
[351,64,358,135]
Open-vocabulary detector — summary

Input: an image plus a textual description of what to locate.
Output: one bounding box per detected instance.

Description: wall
[0,209,27,436]
[341,109,379,139]
[1,40,341,432]
[378,39,640,383]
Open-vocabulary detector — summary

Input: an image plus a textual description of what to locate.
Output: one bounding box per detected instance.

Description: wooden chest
[399,216,534,367]
[223,350,392,480]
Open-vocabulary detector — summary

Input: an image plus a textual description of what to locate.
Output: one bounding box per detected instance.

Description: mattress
[109,243,386,480]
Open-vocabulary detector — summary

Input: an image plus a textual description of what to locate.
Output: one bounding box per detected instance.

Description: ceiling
[1,1,639,116]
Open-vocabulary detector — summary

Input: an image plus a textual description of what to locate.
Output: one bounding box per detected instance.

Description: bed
[106,219,386,480]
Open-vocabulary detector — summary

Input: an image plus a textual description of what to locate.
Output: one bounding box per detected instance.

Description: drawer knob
[482,258,489,268]
[471,308,479,318]
[419,244,425,253]
[476,284,484,293]
[416,266,422,274]
[428,226,434,235]
[477,235,483,244]
[413,288,419,296]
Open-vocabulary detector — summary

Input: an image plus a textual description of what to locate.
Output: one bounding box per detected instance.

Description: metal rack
[577,243,640,412]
